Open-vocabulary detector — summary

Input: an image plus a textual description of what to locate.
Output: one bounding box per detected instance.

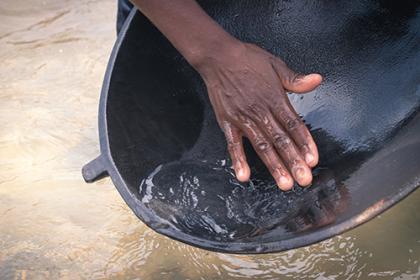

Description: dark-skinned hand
[132,0,322,190]
[196,42,323,190]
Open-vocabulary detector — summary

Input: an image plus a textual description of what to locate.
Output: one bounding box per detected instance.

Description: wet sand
[0,0,419,279]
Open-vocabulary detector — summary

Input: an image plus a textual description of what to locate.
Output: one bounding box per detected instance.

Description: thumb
[272,60,323,93]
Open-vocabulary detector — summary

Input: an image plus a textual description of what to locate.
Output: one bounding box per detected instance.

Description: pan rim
[95,8,420,254]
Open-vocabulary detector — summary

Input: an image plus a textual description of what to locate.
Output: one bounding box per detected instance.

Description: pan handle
[82,155,109,183]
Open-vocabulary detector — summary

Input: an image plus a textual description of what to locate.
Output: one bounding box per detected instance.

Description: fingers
[222,122,250,182]
[257,114,313,187]
[271,60,322,93]
[272,100,319,168]
[239,119,294,191]
[270,58,319,166]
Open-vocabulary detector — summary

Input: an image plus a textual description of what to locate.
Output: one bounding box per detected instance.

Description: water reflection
[0,0,419,279]
[98,208,420,280]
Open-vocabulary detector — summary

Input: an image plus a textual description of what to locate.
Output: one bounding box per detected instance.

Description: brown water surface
[0,1,419,279]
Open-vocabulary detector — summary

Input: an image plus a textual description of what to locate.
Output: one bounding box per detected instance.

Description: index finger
[271,99,319,167]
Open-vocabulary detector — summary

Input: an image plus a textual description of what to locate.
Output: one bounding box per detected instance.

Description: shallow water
[0,0,419,279]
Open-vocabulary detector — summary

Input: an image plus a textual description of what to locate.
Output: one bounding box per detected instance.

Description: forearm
[130,0,240,68]
[130,0,322,189]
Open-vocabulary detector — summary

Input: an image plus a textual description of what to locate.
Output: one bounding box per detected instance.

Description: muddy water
[0,0,419,279]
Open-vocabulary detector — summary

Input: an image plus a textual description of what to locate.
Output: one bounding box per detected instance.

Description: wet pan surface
[83,0,420,253]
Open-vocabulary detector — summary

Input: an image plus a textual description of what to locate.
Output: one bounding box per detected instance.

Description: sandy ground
[0,1,419,279]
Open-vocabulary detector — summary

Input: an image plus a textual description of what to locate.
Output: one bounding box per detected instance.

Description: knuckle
[251,106,271,124]
[220,120,231,130]
[273,134,292,150]
[240,104,270,125]
[259,113,271,127]
[272,100,287,114]
[274,58,287,68]
[286,117,303,131]
[226,140,240,152]
[272,164,286,173]
[246,103,261,114]
[224,110,242,123]
[237,106,251,118]
[254,139,271,152]
[289,72,300,84]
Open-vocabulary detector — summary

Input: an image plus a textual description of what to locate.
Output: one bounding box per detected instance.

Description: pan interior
[105,1,420,246]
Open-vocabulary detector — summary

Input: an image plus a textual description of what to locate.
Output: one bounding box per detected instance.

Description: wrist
[186,35,244,73]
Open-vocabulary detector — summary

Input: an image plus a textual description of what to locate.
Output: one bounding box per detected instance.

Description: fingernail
[235,162,248,181]
[295,167,307,181]
[305,153,314,165]
[279,176,290,187]
[237,168,245,178]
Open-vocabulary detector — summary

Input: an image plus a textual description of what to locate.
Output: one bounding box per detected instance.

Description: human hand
[196,42,322,190]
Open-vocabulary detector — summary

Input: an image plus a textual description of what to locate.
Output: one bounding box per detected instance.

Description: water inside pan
[138,160,349,243]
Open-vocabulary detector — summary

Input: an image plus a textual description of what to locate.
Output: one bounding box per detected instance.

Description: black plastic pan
[83,0,420,254]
